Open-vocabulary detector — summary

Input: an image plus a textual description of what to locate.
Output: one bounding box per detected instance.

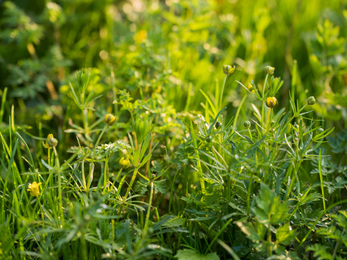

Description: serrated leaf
[306,244,334,260]
[276,224,296,245]
[236,221,265,242]
[175,249,219,260]
[153,179,167,194]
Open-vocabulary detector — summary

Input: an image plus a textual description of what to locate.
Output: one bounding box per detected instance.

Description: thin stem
[82,160,86,191]
[143,180,154,236]
[247,128,253,142]
[247,172,253,215]
[48,148,51,167]
[103,155,109,191]
[266,108,272,129]
[92,125,107,159]
[123,168,139,201]
[268,223,272,256]
[83,109,88,138]
[219,75,228,112]
[58,169,64,225]
[318,149,326,211]
[86,125,107,192]
[113,168,123,185]
[37,196,44,223]
[53,147,60,168]
[333,241,340,259]
[261,74,269,131]
[80,232,88,260]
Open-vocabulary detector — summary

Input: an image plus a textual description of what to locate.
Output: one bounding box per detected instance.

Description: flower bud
[265,66,275,75]
[119,157,130,168]
[317,128,324,134]
[266,97,278,108]
[222,65,235,75]
[307,96,316,106]
[243,121,251,128]
[215,121,221,129]
[104,114,116,126]
[247,83,255,93]
[76,68,91,89]
[44,134,58,148]
[206,136,212,143]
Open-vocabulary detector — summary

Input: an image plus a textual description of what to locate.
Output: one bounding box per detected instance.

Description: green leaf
[306,244,333,260]
[175,249,219,260]
[236,221,265,242]
[163,216,185,228]
[41,159,53,170]
[276,224,296,245]
[153,179,167,194]
[253,184,289,225]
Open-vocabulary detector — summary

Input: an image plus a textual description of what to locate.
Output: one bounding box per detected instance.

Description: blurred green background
[0,0,347,127]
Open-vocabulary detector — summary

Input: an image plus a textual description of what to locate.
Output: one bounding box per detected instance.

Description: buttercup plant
[119,157,131,169]
[27,181,42,197]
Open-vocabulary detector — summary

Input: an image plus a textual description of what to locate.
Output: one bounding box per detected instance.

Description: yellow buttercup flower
[119,157,130,168]
[266,97,278,108]
[27,181,42,197]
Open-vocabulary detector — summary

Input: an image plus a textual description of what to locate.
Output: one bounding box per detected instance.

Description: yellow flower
[119,157,130,168]
[104,114,116,126]
[247,83,255,93]
[43,134,58,148]
[266,97,278,108]
[27,181,42,197]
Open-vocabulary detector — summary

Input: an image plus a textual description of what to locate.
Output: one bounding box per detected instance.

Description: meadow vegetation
[1,0,347,259]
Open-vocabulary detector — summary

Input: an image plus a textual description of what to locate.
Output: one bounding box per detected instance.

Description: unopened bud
[247,83,255,93]
[265,66,275,75]
[307,96,316,106]
[215,121,221,129]
[317,128,324,134]
[104,114,116,126]
[222,65,235,75]
[44,134,58,148]
[266,97,278,108]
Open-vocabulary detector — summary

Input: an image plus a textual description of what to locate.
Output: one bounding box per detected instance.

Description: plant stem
[261,74,269,132]
[86,125,107,192]
[333,241,340,259]
[318,149,326,211]
[143,180,154,236]
[247,172,253,215]
[219,75,228,112]
[268,224,272,256]
[103,155,109,191]
[123,168,139,201]
[48,148,51,167]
